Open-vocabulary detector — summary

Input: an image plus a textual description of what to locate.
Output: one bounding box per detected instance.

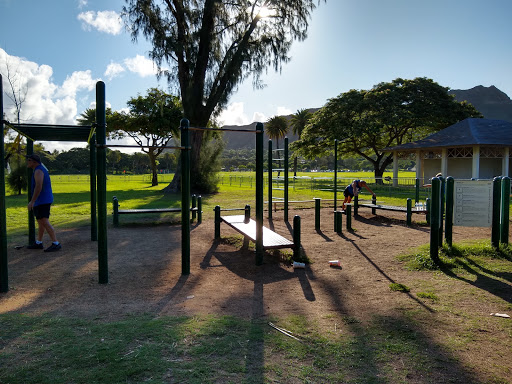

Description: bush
[7,162,28,195]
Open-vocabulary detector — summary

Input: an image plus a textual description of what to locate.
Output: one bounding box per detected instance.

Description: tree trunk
[149,152,158,186]
[293,156,298,177]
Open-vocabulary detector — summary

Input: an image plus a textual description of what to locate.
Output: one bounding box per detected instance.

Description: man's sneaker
[44,243,62,252]
[27,243,44,249]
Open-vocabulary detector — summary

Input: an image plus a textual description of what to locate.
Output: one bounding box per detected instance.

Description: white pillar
[502,147,509,177]
[441,148,448,177]
[415,150,422,184]
[393,151,398,187]
[472,146,480,179]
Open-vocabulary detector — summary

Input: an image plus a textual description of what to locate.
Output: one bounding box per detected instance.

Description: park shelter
[386,118,512,185]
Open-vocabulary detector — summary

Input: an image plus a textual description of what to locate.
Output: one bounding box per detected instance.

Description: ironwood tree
[123,0,324,192]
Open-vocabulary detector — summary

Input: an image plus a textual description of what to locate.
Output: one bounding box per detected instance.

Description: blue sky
[1,0,511,151]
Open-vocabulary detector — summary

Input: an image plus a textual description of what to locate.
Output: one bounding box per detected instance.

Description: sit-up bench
[355,196,428,226]
[214,205,301,258]
[112,196,201,226]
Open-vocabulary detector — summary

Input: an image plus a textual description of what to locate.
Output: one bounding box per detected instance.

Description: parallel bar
[491,177,501,248]
[284,137,289,222]
[188,126,260,133]
[255,122,264,265]
[445,177,454,247]
[90,133,97,241]
[501,177,510,244]
[27,139,35,245]
[430,178,440,264]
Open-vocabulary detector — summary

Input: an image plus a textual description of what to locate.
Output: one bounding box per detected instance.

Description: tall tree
[289,108,312,176]
[293,77,482,181]
[123,0,324,192]
[108,88,183,186]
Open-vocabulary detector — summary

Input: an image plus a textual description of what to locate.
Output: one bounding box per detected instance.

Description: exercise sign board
[453,180,493,227]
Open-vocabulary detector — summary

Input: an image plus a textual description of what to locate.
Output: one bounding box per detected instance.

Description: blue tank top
[32,164,54,206]
[346,180,362,195]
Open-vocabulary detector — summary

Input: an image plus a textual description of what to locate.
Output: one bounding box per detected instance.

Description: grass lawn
[2,172,511,383]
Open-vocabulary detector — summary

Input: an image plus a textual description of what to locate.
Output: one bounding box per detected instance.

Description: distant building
[386,118,512,185]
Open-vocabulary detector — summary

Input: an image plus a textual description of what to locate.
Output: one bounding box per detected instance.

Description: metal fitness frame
[180,119,266,267]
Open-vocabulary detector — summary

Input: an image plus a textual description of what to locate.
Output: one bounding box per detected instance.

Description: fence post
[244,204,251,224]
[492,177,502,248]
[191,194,197,222]
[406,198,412,226]
[255,122,264,265]
[268,139,272,220]
[354,195,358,216]
[336,211,342,234]
[197,195,202,224]
[293,215,301,260]
[445,177,454,247]
[430,178,440,264]
[372,195,377,215]
[214,205,221,240]
[112,196,119,227]
[314,198,321,231]
[415,178,420,203]
[438,177,445,247]
[501,176,510,244]
[346,204,352,230]
[426,198,431,225]
[284,137,289,222]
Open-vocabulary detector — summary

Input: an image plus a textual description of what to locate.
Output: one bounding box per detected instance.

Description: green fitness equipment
[429,177,441,264]
[445,177,454,247]
[501,176,510,244]
[491,177,502,248]
[0,75,8,293]
[268,137,289,222]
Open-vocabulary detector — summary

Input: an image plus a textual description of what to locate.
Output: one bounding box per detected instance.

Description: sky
[1,0,511,152]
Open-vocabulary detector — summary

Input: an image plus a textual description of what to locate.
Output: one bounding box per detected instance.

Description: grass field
[2,172,511,383]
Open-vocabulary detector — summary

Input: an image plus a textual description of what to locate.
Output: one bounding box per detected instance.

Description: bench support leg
[113,196,119,227]
[293,215,301,260]
[214,205,221,240]
[406,198,412,226]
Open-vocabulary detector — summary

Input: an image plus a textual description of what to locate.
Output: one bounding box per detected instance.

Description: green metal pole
[426,198,431,225]
[415,178,420,203]
[445,177,454,247]
[336,211,342,234]
[314,198,321,231]
[214,205,221,239]
[256,122,264,265]
[284,137,289,222]
[438,177,445,246]
[191,194,197,222]
[354,195,358,216]
[406,198,412,226]
[112,196,119,227]
[90,133,97,241]
[0,75,8,293]
[96,81,108,284]
[181,119,191,275]
[27,139,35,245]
[293,215,301,260]
[501,177,510,244]
[268,139,272,220]
[346,204,352,230]
[197,195,202,224]
[334,139,338,211]
[491,177,501,248]
[430,178,440,264]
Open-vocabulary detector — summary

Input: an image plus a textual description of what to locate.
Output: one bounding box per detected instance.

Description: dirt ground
[2,207,511,381]
[1,208,450,319]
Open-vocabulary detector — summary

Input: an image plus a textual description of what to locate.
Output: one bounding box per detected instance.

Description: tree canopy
[108,88,183,186]
[292,77,482,179]
[123,0,324,192]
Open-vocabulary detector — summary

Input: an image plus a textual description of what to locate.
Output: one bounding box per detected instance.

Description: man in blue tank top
[26,154,61,252]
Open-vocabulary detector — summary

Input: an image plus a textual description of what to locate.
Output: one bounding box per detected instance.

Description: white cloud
[77,10,122,35]
[252,112,267,123]
[217,102,270,126]
[77,0,88,9]
[104,61,125,80]
[124,55,158,77]
[0,48,99,126]
[276,106,292,117]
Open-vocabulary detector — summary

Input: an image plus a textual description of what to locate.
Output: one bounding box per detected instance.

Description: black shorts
[33,204,51,220]
[343,188,354,198]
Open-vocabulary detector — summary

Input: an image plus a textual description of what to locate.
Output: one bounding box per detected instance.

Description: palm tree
[289,109,312,175]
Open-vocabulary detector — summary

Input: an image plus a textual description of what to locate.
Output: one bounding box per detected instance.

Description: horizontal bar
[214,207,249,212]
[96,144,188,150]
[187,127,261,133]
